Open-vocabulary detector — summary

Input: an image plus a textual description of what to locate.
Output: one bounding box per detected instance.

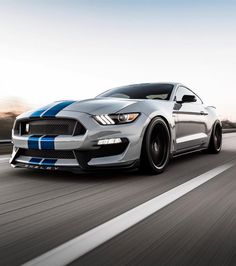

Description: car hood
[66,98,138,115]
[18,98,139,119]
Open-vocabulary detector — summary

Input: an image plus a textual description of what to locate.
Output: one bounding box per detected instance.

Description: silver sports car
[10,83,222,174]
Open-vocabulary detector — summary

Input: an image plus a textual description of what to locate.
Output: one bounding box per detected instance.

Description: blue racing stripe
[40,135,57,150]
[29,158,42,164]
[41,159,57,166]
[30,104,53,118]
[41,101,76,118]
[28,135,41,150]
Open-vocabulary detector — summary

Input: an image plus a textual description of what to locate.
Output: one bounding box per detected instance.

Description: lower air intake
[18,149,75,159]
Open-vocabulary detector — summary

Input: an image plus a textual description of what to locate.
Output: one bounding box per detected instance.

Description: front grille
[18,118,86,136]
[19,149,75,159]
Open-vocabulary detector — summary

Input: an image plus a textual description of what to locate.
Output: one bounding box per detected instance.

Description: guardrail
[0,140,12,144]
[222,128,236,134]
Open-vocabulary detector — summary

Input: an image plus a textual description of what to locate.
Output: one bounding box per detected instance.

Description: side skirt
[171,147,207,158]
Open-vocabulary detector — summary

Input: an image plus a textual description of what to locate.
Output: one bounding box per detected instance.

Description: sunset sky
[0,1,236,120]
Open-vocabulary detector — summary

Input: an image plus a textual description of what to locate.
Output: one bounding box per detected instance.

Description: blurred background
[1,0,236,142]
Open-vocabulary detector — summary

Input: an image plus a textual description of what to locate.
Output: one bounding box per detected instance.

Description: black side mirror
[180,94,197,103]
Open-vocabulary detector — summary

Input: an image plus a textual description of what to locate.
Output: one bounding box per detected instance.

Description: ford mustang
[10,83,222,174]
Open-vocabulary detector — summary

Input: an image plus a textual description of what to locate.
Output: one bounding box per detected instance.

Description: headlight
[94,113,140,125]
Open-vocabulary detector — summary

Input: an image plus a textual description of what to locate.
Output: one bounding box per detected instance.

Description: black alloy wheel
[140,117,170,174]
[208,122,222,153]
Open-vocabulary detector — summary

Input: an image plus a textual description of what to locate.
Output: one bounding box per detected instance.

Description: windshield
[97,83,174,100]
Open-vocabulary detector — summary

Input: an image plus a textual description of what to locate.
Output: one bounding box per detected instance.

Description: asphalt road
[0,133,236,266]
[0,143,12,155]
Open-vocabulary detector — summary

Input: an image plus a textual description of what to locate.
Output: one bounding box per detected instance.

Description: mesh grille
[19,149,75,159]
[20,119,86,136]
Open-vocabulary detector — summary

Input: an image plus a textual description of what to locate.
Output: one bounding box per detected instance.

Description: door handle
[200,111,208,115]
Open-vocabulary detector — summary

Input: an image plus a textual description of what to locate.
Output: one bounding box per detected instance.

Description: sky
[0,0,236,120]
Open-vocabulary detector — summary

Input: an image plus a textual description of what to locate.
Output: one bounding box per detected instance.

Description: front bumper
[10,111,150,171]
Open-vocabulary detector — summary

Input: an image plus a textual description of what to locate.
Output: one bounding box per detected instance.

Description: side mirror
[180,94,197,103]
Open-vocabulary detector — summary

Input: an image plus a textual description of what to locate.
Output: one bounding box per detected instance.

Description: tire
[207,121,222,153]
[140,117,170,174]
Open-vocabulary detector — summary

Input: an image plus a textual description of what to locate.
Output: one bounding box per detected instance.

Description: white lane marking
[23,163,233,266]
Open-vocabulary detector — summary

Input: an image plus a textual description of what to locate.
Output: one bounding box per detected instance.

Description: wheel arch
[207,119,222,153]
[140,115,172,157]
[153,115,173,154]
[209,119,222,139]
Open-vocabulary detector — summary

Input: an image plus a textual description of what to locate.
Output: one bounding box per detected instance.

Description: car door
[173,86,208,151]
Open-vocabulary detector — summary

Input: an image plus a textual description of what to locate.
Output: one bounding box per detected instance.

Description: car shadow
[15,166,139,183]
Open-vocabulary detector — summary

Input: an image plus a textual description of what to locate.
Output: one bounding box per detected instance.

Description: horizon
[1,1,236,120]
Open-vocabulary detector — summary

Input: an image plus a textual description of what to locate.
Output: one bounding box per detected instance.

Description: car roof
[118,82,182,87]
